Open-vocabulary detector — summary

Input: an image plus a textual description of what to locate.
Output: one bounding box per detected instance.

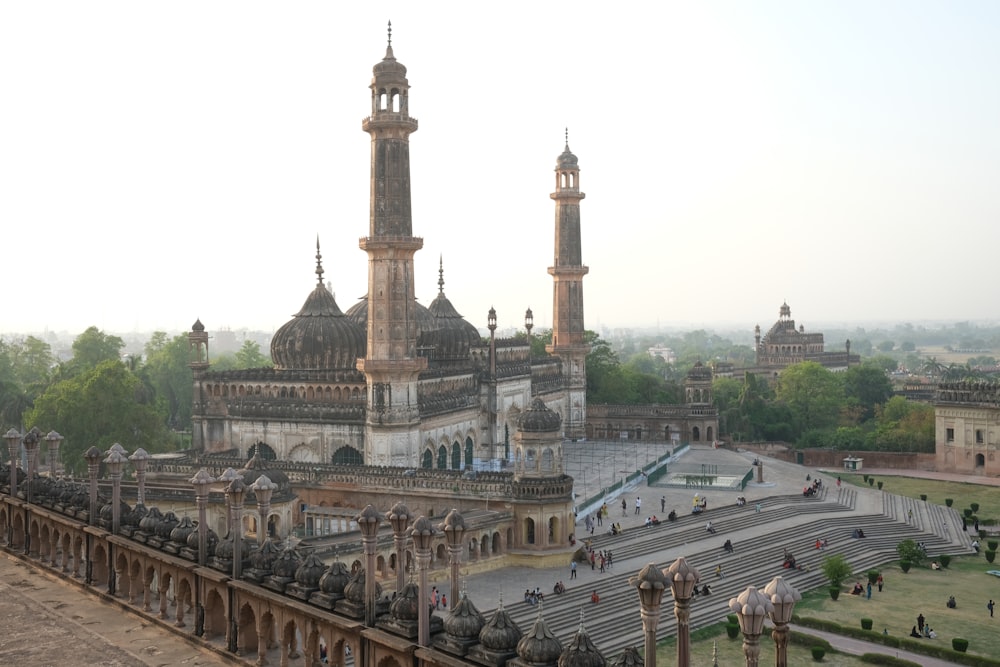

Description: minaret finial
[387,20,392,47]
[315,236,324,285]
[438,255,445,295]
[565,127,569,150]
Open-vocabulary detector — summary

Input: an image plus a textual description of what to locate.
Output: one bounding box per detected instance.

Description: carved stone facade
[745,301,860,379]
[934,381,1000,477]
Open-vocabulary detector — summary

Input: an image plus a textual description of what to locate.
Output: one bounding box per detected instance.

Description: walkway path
[788,622,962,667]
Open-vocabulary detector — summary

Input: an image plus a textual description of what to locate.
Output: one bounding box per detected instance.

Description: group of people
[608,523,624,535]
[781,550,799,570]
[851,528,866,538]
[644,515,661,527]
[803,477,823,496]
[524,588,545,605]
[553,581,566,595]
[912,613,938,638]
[735,496,747,507]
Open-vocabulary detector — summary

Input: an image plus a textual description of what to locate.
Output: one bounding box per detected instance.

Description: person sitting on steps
[723,539,734,553]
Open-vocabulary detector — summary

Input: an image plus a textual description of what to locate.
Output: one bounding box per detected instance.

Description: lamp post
[4,429,20,499]
[763,576,800,667]
[387,501,413,595]
[225,477,246,580]
[190,469,215,566]
[250,474,277,546]
[128,448,150,507]
[525,308,534,342]
[665,556,700,667]
[355,504,381,627]
[440,509,466,611]
[45,430,63,480]
[631,562,667,667]
[488,307,498,451]
[217,467,241,542]
[104,446,128,535]
[410,515,435,646]
[84,446,103,526]
[22,427,41,505]
[729,586,774,667]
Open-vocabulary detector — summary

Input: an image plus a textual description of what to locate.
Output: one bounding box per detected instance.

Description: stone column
[387,501,413,595]
[666,556,700,667]
[355,505,381,628]
[763,576,800,667]
[439,509,466,611]
[410,516,435,646]
[729,586,774,667]
[631,562,667,667]
[251,474,277,546]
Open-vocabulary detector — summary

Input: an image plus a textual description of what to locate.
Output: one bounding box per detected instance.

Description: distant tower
[545,132,590,440]
[754,324,761,365]
[188,319,210,451]
[357,24,427,465]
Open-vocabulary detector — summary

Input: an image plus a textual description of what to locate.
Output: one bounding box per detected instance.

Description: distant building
[744,301,859,379]
[934,381,1000,477]
[647,345,676,363]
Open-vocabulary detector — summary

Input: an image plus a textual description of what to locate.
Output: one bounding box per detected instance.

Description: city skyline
[3,2,999,335]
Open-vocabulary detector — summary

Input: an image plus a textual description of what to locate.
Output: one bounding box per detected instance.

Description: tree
[234,339,272,369]
[821,553,852,587]
[877,340,895,353]
[896,538,924,565]
[24,359,169,475]
[775,362,845,437]
[141,332,194,430]
[843,363,893,421]
[59,326,124,378]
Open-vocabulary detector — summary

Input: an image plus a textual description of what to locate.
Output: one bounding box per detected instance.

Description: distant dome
[517,398,562,433]
[270,243,365,371]
[424,260,480,360]
[556,142,579,170]
[347,295,437,347]
[686,361,712,381]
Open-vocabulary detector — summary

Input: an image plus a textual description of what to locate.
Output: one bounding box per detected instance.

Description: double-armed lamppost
[666,556,700,667]
[440,509,466,612]
[631,562,667,667]
[729,586,775,667]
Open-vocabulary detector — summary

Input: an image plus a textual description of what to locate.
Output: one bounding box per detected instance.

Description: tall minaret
[357,23,427,466]
[546,131,590,440]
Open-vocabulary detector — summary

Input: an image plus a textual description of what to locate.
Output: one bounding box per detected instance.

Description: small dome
[170,516,197,544]
[389,581,421,621]
[556,141,579,170]
[443,593,485,639]
[186,527,219,557]
[344,568,382,604]
[319,561,352,595]
[294,553,327,588]
[271,546,303,579]
[558,620,606,667]
[248,538,282,572]
[139,507,164,533]
[270,243,366,371]
[479,599,522,651]
[516,609,562,665]
[517,398,562,433]
[155,511,180,540]
[686,361,712,381]
[192,319,205,332]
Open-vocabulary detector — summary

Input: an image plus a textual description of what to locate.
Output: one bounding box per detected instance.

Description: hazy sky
[2,2,998,338]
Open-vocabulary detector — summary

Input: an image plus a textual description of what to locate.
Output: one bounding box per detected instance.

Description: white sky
[2,1,999,338]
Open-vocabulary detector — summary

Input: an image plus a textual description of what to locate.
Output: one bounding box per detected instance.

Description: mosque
[188,27,590,474]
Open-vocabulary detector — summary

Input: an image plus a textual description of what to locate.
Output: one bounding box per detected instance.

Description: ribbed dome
[344,568,382,604]
[479,598,522,650]
[248,538,281,572]
[517,609,563,665]
[169,516,197,544]
[389,580,421,621]
[556,143,579,170]
[186,527,219,557]
[271,546,303,579]
[347,295,436,344]
[270,242,365,371]
[424,259,480,361]
[319,561,352,595]
[294,553,327,588]
[443,593,485,639]
[517,398,562,433]
[557,620,606,667]
[687,360,712,381]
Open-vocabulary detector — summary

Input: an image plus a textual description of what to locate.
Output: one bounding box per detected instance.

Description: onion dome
[155,511,180,541]
[516,605,563,665]
[294,552,327,588]
[344,568,382,604]
[270,240,366,371]
[215,534,235,560]
[686,360,712,381]
[558,615,606,667]
[425,258,480,360]
[123,502,148,529]
[517,398,562,433]
[247,537,281,572]
[479,596,522,651]
[241,451,292,500]
[192,318,205,332]
[186,527,219,557]
[271,546,303,579]
[444,592,486,639]
[346,295,436,343]
[389,580,421,621]
[139,507,165,533]
[318,560,351,595]
[610,647,643,667]
[170,515,197,544]
[556,132,579,171]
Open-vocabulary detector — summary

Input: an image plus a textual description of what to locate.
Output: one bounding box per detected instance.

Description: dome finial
[387,20,392,47]
[565,127,570,151]
[315,235,324,285]
[438,254,445,295]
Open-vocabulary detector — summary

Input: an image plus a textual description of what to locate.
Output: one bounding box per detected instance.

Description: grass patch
[835,473,1000,523]
[794,556,998,659]
[657,622,864,666]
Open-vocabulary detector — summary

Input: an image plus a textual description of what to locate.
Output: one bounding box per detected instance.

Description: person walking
[876,573,884,592]
[570,560,577,580]
[660,495,666,513]
[635,497,642,515]
[621,498,627,516]
[755,502,762,513]
[866,582,872,600]
[596,511,602,527]
[989,599,995,617]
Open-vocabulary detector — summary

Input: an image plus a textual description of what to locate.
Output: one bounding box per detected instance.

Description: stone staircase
[481,489,972,659]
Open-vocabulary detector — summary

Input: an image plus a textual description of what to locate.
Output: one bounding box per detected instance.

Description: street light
[729,586,774,667]
[763,576,800,667]
[45,430,63,480]
[631,562,667,667]
[665,556,700,667]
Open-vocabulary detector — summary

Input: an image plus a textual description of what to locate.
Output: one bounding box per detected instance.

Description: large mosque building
[188,31,590,473]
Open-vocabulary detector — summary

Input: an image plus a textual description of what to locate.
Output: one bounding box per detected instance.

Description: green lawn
[795,556,1000,659]
[658,625,866,666]
[834,472,1000,524]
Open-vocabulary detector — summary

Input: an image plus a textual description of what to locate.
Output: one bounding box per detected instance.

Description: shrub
[945,498,954,507]
[900,560,912,573]
[829,586,840,600]
[869,478,875,487]
[726,614,738,624]
[726,622,740,639]
[811,646,826,661]
[861,617,873,630]
[985,550,996,564]
[988,539,999,551]
[877,481,883,490]
[897,539,924,565]
[980,529,987,539]
[939,554,951,568]
[822,554,852,587]
[952,638,969,652]
[867,569,881,584]
[964,508,973,517]
[863,475,869,483]
[971,502,980,512]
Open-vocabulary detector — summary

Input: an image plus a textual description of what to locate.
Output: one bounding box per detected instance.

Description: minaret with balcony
[357,24,427,465]
[545,133,590,440]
